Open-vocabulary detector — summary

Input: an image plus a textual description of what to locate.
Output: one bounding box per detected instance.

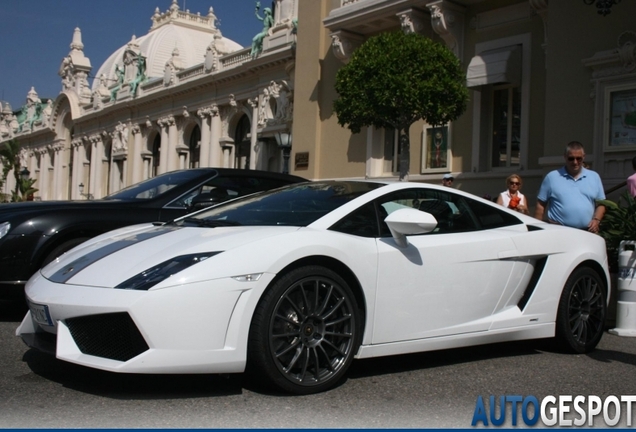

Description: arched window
[189,125,201,169]
[234,115,251,170]
[152,134,161,177]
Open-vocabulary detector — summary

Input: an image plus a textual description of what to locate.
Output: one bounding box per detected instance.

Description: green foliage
[598,192,636,272]
[333,31,468,133]
[11,177,38,202]
[0,139,21,192]
[333,31,468,178]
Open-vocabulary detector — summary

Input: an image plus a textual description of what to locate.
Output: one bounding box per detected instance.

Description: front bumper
[17,271,274,374]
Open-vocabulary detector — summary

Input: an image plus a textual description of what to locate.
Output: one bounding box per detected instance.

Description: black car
[0,168,306,299]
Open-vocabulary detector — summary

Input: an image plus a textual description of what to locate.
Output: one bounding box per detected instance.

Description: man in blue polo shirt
[534,141,605,232]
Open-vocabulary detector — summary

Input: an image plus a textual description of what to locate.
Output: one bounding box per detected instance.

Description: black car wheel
[42,237,90,267]
[247,265,361,394]
[555,267,606,353]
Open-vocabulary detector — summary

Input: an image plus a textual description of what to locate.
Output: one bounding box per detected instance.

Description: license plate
[28,300,53,327]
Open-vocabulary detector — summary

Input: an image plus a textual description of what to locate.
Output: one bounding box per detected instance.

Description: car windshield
[178,181,382,227]
[104,170,212,200]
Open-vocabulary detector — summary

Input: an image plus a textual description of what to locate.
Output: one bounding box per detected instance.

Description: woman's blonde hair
[506,174,522,186]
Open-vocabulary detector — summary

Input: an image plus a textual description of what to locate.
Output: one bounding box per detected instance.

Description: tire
[247,265,362,394]
[42,237,90,267]
[554,267,606,354]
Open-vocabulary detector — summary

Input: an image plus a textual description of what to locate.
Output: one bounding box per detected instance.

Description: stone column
[48,141,64,200]
[88,134,103,198]
[209,106,221,167]
[71,138,83,200]
[167,116,178,172]
[143,158,150,179]
[157,117,170,174]
[131,124,143,184]
[197,107,212,168]
[36,148,49,201]
[248,98,259,170]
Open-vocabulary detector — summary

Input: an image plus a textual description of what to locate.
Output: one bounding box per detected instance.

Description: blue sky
[0,0,264,111]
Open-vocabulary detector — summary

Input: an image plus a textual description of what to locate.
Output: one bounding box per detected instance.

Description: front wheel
[554,267,606,353]
[247,265,362,394]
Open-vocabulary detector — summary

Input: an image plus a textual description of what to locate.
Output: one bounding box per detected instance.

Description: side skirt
[355,323,554,359]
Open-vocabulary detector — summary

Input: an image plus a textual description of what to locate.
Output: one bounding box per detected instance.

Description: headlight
[0,222,10,240]
[115,252,221,291]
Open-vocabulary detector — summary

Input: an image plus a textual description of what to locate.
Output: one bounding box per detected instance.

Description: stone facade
[0,0,299,200]
[3,0,636,206]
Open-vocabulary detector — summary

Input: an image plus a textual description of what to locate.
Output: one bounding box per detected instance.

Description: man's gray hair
[564,141,585,155]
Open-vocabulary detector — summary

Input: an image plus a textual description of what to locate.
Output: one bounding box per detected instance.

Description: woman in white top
[496,174,528,214]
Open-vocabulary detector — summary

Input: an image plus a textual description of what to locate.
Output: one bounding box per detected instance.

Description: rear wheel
[555,267,606,353]
[42,237,90,267]
[247,265,361,394]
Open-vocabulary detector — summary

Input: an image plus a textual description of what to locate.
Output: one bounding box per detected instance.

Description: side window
[464,196,522,229]
[167,175,295,208]
[376,188,516,237]
[330,188,522,238]
[330,202,381,238]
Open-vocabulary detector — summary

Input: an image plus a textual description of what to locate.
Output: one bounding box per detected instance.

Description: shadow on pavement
[20,336,552,399]
[348,339,546,379]
[22,348,243,399]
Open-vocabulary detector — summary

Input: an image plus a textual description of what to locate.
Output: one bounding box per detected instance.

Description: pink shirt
[628,173,636,197]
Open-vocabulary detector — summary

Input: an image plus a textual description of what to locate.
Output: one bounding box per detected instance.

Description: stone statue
[41,100,53,126]
[110,64,125,101]
[258,87,270,127]
[130,54,147,98]
[113,121,129,151]
[250,1,274,59]
[59,56,75,90]
[18,87,43,131]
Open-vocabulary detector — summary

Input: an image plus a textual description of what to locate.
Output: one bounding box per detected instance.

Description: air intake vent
[65,312,149,362]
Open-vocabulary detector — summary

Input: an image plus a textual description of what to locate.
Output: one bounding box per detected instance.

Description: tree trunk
[398,125,410,181]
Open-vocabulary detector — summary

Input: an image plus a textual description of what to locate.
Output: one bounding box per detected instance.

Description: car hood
[0,199,140,218]
[40,224,301,288]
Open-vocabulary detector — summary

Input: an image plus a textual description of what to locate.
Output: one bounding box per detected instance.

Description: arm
[534,200,546,221]
[516,195,529,215]
[628,176,636,197]
[495,194,504,206]
[587,204,605,233]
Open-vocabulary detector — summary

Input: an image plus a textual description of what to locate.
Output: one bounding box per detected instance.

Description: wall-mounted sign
[295,152,309,170]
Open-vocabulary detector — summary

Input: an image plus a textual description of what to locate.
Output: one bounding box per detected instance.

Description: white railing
[220,48,252,69]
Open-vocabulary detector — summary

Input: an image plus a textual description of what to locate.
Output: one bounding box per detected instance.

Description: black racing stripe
[48,226,180,283]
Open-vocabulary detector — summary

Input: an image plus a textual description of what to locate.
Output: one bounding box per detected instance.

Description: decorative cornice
[583,30,636,78]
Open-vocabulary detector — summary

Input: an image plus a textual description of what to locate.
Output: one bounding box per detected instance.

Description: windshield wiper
[181,217,242,228]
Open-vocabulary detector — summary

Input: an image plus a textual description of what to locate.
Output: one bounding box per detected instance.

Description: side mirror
[384,208,438,247]
[187,192,228,212]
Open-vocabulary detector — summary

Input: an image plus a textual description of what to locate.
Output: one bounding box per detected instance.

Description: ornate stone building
[3,0,636,205]
[0,0,298,200]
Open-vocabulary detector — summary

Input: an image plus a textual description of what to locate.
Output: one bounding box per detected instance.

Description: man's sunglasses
[567,157,583,162]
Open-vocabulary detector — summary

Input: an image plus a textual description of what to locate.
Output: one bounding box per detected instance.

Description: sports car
[0,168,305,299]
[17,180,610,394]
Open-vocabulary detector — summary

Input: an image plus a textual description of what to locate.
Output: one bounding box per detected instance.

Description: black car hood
[0,199,137,218]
